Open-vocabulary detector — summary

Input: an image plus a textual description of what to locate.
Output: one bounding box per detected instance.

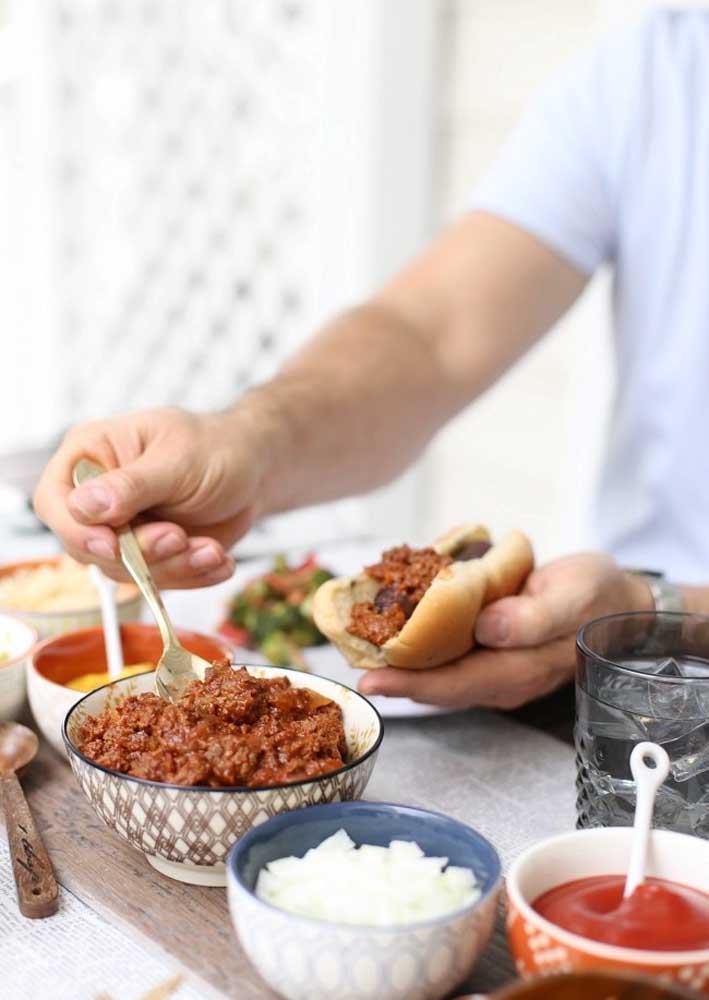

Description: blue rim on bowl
[228,799,502,931]
[62,662,384,793]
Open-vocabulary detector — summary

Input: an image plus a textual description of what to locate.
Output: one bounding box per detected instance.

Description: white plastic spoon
[624,740,671,899]
[89,564,124,681]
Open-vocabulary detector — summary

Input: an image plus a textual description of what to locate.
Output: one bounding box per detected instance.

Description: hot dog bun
[312,524,533,670]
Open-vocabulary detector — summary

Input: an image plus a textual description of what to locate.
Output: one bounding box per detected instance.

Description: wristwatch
[628,569,685,613]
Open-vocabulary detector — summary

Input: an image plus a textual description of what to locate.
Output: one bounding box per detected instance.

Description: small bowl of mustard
[27,622,232,755]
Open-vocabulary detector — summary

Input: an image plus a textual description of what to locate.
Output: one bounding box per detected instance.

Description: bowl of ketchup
[506,828,709,996]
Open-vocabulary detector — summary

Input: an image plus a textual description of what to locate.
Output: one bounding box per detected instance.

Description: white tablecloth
[0,533,577,999]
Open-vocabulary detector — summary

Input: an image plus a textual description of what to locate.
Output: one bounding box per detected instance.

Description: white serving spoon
[624,740,671,899]
[89,564,124,681]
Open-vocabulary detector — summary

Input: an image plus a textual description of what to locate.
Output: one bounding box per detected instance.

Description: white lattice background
[52,0,324,420]
[0,0,434,542]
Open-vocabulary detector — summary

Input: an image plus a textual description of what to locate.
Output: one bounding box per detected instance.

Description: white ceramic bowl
[63,664,383,886]
[228,801,503,1000]
[0,613,38,721]
[0,556,142,639]
[507,827,709,995]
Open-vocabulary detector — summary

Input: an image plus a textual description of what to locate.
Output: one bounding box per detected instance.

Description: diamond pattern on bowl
[230,877,498,1000]
[68,751,377,866]
[64,665,381,874]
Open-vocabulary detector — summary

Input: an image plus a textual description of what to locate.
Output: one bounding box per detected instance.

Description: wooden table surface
[17,692,578,1000]
[24,740,277,999]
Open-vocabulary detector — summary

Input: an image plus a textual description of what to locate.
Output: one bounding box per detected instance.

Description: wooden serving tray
[24,741,277,999]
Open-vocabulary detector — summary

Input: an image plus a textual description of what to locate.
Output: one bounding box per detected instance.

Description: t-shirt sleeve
[470,20,648,275]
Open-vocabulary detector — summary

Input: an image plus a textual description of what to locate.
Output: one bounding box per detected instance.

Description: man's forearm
[230,213,588,518]
[238,302,468,515]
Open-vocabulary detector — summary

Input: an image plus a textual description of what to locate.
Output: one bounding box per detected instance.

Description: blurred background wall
[426,0,611,563]
[423,0,705,561]
[0,0,693,559]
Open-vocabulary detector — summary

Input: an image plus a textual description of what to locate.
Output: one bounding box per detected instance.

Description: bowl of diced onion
[227,800,502,1000]
[0,555,142,638]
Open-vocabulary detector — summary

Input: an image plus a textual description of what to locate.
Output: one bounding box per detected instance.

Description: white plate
[163,539,453,720]
[295,645,450,719]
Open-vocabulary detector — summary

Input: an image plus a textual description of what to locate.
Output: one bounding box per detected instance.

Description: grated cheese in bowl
[0,556,131,613]
[255,828,480,926]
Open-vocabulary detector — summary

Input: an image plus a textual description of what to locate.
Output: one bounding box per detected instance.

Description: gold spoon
[0,721,59,918]
[72,458,212,703]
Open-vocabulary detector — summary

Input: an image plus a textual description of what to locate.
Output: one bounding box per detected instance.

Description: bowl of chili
[62,662,383,886]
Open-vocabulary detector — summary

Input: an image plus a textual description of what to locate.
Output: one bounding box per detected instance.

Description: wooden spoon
[0,721,59,918]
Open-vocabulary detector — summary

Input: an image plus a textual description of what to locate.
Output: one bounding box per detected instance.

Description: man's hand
[358,553,654,709]
[32,406,269,588]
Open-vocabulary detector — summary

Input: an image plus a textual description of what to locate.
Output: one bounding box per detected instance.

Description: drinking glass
[575,612,709,836]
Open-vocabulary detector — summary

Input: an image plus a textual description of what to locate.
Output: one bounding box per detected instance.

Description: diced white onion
[254,829,480,925]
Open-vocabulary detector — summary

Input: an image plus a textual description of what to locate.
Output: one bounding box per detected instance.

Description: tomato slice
[217,621,250,647]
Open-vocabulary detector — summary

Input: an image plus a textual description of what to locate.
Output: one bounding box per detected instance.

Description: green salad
[219,554,334,667]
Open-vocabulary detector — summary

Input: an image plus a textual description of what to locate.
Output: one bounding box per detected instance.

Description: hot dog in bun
[312,524,533,670]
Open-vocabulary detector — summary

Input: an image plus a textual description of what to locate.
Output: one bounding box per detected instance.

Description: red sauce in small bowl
[533,875,709,951]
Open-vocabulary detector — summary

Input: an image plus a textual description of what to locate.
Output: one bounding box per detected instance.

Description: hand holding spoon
[0,722,59,918]
[72,458,212,703]
[624,740,671,899]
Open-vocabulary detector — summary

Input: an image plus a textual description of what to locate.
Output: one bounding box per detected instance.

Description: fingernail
[189,545,222,570]
[358,680,380,696]
[86,537,115,561]
[73,485,112,517]
[477,614,509,646]
[153,532,184,559]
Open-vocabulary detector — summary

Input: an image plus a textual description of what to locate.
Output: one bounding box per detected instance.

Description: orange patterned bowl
[506,828,709,995]
[486,969,704,998]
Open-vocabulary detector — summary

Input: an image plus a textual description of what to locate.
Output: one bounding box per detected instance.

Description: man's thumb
[68,458,170,526]
[475,592,565,648]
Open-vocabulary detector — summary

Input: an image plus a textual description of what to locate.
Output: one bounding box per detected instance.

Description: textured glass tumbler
[575,612,709,837]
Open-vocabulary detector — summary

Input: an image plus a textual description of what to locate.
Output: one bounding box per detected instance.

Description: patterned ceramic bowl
[29,623,232,756]
[63,664,383,886]
[0,613,39,721]
[483,969,704,998]
[506,828,709,995]
[0,556,142,639]
[227,800,502,1000]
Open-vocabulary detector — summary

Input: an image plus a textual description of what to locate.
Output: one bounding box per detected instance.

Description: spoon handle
[1,773,59,918]
[89,564,124,680]
[624,741,670,899]
[71,458,179,652]
[118,528,179,652]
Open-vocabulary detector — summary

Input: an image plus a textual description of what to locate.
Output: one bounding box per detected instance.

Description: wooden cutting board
[23,741,277,999]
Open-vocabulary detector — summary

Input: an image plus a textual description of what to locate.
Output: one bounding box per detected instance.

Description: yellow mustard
[66,663,154,693]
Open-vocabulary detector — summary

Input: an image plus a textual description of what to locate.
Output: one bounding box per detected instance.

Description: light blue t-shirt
[472,10,709,583]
